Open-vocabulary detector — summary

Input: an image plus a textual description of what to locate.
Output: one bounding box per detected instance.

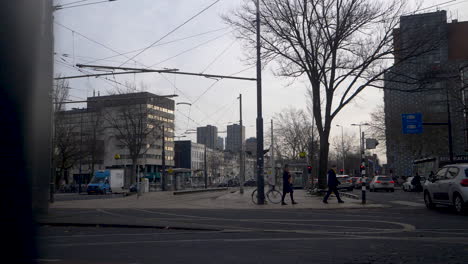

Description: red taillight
[460,179,468,187]
[375,181,381,183]
[348,180,352,183]
[389,181,395,184]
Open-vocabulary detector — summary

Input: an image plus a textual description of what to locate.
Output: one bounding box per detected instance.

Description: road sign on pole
[402,113,423,134]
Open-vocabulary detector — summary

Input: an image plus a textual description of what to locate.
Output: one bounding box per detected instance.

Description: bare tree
[82,107,104,180]
[330,132,358,171]
[366,104,386,153]
[53,77,82,189]
[273,107,315,160]
[207,150,223,184]
[103,86,167,187]
[224,0,434,188]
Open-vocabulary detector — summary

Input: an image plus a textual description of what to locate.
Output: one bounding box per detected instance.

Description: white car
[402,176,426,192]
[336,175,354,191]
[423,164,468,214]
[369,176,395,192]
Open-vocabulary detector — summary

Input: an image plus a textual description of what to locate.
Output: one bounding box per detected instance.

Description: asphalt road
[53,193,129,201]
[37,190,468,264]
[347,187,427,209]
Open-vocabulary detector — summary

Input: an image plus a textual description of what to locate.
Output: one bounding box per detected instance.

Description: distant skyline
[54,0,468,163]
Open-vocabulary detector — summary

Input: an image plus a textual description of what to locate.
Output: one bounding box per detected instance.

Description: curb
[37,221,221,231]
[339,192,360,200]
[173,187,228,195]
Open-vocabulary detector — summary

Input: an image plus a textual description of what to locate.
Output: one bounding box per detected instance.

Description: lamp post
[351,123,369,204]
[351,123,370,163]
[255,0,265,205]
[336,125,345,175]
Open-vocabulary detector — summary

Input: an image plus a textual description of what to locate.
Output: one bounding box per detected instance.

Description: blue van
[86,170,111,194]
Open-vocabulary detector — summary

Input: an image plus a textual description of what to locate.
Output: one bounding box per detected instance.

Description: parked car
[217,182,228,187]
[336,175,354,191]
[228,179,239,187]
[369,176,395,192]
[351,177,362,188]
[423,164,468,214]
[129,184,137,192]
[243,179,257,187]
[402,176,426,192]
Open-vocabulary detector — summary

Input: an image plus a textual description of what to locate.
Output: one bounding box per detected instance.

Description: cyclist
[281,164,297,205]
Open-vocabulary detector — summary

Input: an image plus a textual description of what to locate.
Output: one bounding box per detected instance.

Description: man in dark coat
[323,164,344,204]
[281,164,297,205]
[411,173,422,192]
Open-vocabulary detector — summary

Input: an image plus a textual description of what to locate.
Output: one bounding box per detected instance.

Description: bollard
[361,182,366,204]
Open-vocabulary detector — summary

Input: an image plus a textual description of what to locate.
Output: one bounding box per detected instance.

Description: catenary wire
[119,0,222,67]
[84,27,230,65]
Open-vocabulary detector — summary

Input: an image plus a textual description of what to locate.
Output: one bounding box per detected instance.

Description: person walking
[323,164,344,204]
[411,172,422,192]
[281,164,297,205]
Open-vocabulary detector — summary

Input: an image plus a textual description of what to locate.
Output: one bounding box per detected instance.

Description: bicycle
[251,185,282,204]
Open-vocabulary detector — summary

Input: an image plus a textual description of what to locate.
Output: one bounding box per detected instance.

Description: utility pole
[270,120,275,186]
[78,110,83,194]
[255,0,265,204]
[161,125,166,191]
[239,94,244,194]
[351,123,369,204]
[336,125,345,174]
[204,144,208,189]
[446,88,454,163]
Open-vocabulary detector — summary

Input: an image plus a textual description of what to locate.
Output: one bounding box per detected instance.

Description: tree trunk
[131,162,137,185]
[318,131,331,190]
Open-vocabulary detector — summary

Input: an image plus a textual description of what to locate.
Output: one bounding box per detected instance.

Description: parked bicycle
[251,185,282,204]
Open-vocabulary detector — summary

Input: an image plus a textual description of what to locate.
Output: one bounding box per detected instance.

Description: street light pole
[255,0,265,204]
[161,125,166,191]
[239,94,244,194]
[336,125,345,174]
[204,144,208,189]
[351,123,369,205]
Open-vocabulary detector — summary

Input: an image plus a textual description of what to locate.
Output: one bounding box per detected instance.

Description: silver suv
[423,164,468,214]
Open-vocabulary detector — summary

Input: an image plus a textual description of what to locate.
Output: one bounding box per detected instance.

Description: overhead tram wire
[408,0,468,15]
[55,59,136,92]
[55,52,134,65]
[54,0,117,10]
[119,0,222,67]
[54,22,147,68]
[200,38,237,74]
[84,27,230,65]
[158,73,218,125]
[149,30,233,68]
[59,0,92,6]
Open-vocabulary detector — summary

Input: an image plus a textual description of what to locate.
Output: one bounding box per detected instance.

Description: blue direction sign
[402,113,423,134]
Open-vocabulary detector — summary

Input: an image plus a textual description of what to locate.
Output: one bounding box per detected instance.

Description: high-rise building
[245,137,257,157]
[196,125,218,149]
[226,124,245,152]
[384,11,468,177]
[217,136,224,151]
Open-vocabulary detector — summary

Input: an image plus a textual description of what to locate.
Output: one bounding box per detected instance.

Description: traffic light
[307,166,312,173]
[360,165,365,170]
[340,169,344,174]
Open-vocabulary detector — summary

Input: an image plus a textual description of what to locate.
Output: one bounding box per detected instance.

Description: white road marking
[390,201,425,207]
[47,234,468,248]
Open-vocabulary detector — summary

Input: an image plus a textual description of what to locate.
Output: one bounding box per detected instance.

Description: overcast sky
[54,0,468,163]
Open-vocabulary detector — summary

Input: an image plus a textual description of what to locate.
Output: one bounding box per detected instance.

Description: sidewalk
[49,188,386,210]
